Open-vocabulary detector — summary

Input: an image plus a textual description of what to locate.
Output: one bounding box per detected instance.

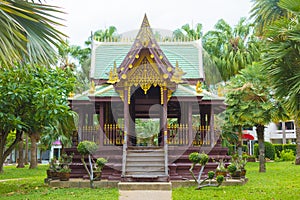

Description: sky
[50,0,253,46]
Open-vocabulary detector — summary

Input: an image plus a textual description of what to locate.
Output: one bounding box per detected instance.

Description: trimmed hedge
[254,141,275,160]
[273,144,296,157]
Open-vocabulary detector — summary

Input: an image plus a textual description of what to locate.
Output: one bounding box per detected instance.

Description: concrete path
[119,190,172,200]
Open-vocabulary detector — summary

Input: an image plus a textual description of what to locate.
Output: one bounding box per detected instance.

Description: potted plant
[215,159,227,177]
[227,163,241,179]
[47,157,60,180]
[58,153,73,181]
[59,165,71,181]
[93,157,108,181]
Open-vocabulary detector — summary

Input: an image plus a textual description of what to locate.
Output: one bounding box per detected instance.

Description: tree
[202,18,260,82]
[0,0,65,67]
[0,65,76,172]
[173,23,203,40]
[250,0,288,36]
[225,63,288,172]
[93,26,119,42]
[259,0,300,164]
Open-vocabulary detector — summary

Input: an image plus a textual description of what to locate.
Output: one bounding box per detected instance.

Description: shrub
[96,158,108,169]
[77,141,98,155]
[207,171,215,179]
[254,142,275,160]
[279,150,295,161]
[227,164,237,173]
[283,144,296,155]
[189,152,201,164]
[216,175,224,184]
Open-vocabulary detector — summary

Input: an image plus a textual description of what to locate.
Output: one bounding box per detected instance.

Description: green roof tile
[91,41,203,80]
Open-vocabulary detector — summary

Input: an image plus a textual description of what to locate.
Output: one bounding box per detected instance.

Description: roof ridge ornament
[171,61,186,84]
[107,61,120,84]
[196,80,203,93]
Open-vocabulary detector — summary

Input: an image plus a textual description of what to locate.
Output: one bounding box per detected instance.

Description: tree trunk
[295,119,300,165]
[256,124,266,172]
[17,134,25,168]
[237,125,243,157]
[0,130,23,173]
[29,132,40,169]
[25,134,29,165]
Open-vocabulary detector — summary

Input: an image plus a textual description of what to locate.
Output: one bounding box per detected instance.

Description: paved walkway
[119,190,172,200]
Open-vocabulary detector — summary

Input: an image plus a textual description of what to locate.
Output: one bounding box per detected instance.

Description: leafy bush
[216,175,224,184]
[207,171,215,179]
[77,141,98,155]
[96,158,108,169]
[273,144,296,158]
[227,164,237,173]
[279,150,295,161]
[227,144,249,155]
[188,152,209,165]
[254,142,275,160]
[189,152,201,164]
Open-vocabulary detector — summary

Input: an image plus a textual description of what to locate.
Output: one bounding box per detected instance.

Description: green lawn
[173,162,300,200]
[0,165,118,200]
[0,162,299,199]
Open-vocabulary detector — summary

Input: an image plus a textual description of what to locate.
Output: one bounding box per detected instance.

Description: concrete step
[118,182,172,191]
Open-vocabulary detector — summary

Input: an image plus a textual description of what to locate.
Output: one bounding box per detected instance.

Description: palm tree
[225,63,289,172]
[93,26,119,42]
[202,18,260,83]
[173,23,202,40]
[259,0,300,164]
[0,0,65,67]
[250,0,287,36]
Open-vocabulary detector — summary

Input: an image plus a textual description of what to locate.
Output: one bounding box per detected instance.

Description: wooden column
[161,87,168,146]
[78,108,84,142]
[210,108,215,148]
[99,103,104,147]
[124,87,129,146]
[188,103,193,146]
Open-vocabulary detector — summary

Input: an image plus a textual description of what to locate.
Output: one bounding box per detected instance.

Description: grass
[1,162,300,199]
[173,162,300,200]
[0,165,118,200]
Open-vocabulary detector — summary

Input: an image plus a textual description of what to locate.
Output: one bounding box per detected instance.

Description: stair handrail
[164,131,168,176]
[121,131,127,177]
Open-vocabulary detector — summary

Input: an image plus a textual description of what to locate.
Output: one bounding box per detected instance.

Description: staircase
[122,146,169,182]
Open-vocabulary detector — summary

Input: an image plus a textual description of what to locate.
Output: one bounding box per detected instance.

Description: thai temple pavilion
[67,15,227,182]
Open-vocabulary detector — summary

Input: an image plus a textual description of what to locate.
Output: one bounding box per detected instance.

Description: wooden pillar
[78,108,86,142]
[162,87,168,146]
[210,108,215,148]
[124,87,129,146]
[99,103,104,147]
[188,102,193,146]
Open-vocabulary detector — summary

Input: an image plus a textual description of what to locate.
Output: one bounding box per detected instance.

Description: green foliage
[216,175,224,184]
[254,142,276,160]
[0,0,66,67]
[77,141,98,155]
[199,153,209,166]
[96,158,108,171]
[189,152,201,164]
[188,152,209,165]
[207,171,215,179]
[273,144,296,157]
[227,164,237,173]
[277,150,296,162]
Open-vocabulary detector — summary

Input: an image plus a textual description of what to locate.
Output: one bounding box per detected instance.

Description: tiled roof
[90,41,203,80]
[69,84,223,101]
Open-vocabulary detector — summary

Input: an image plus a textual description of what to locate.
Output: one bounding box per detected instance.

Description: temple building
[67,15,227,181]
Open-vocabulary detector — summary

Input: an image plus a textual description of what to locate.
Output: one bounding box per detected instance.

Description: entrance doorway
[135,118,160,146]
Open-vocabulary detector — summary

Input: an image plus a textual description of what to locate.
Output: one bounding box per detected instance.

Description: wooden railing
[193,126,211,146]
[80,124,218,147]
[103,124,124,146]
[168,124,189,145]
[81,125,100,144]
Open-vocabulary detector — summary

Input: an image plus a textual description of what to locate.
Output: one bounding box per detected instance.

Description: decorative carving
[196,80,203,93]
[171,61,186,84]
[107,61,119,84]
[89,80,95,94]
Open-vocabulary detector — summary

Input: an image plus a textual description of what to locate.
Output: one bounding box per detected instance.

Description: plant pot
[231,171,241,179]
[94,172,102,181]
[247,157,256,162]
[216,171,227,177]
[59,172,70,181]
[241,169,247,178]
[51,171,60,180]
[46,169,52,178]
